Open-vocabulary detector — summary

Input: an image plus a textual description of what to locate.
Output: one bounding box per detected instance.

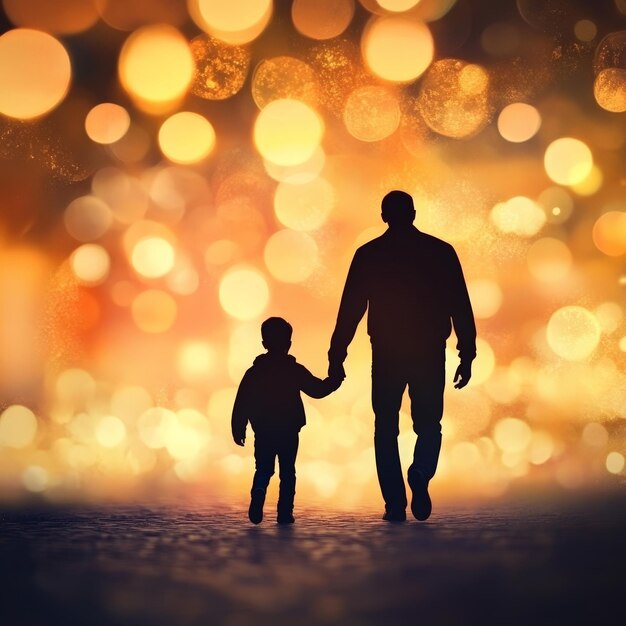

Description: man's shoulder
[417,231,456,253]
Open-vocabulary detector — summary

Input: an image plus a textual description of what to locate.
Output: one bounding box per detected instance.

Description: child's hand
[233,435,245,446]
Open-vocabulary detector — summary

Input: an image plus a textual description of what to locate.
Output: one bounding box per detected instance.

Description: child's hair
[261,317,292,350]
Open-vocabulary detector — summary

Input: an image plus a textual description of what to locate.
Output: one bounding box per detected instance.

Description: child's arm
[231,371,252,446]
[298,364,342,399]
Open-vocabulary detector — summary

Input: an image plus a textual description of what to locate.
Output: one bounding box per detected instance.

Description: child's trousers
[252,429,299,514]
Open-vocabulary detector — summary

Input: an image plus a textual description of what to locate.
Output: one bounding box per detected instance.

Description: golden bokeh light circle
[343,85,401,141]
[95,415,127,448]
[158,112,216,164]
[493,417,532,454]
[264,146,326,184]
[470,338,496,386]
[3,0,101,35]
[132,289,177,333]
[131,237,176,279]
[526,238,573,282]
[70,244,110,285]
[0,29,71,119]
[0,405,38,448]
[490,196,546,237]
[362,17,434,82]
[253,99,324,166]
[497,103,541,143]
[264,230,319,283]
[544,138,593,186]
[546,306,601,361]
[64,195,113,242]
[274,178,335,231]
[376,0,421,10]
[219,266,270,320]
[85,103,131,144]
[592,211,626,256]
[118,25,194,110]
[593,68,626,113]
[252,56,319,109]
[292,0,355,40]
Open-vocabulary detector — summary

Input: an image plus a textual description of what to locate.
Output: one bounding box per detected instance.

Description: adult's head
[261,316,293,353]
[381,190,416,228]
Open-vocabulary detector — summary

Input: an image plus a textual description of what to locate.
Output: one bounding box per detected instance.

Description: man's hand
[453,362,472,389]
[328,362,346,381]
[233,435,245,447]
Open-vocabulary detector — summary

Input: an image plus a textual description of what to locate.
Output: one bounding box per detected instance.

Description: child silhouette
[232,317,343,524]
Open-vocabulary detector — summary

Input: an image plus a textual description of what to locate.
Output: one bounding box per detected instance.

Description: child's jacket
[231,352,337,439]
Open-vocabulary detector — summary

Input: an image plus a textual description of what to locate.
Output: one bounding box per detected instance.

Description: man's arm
[231,371,252,445]
[328,250,368,377]
[448,247,476,388]
[298,365,342,399]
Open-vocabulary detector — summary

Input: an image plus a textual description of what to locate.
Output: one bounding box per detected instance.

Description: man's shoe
[277,512,295,524]
[248,488,265,524]
[382,508,406,522]
[408,471,432,521]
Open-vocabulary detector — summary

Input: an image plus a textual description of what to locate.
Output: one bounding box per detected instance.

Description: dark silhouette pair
[232,190,476,524]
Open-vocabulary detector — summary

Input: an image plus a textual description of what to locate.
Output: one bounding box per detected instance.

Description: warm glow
[219,267,270,320]
[0,405,38,448]
[606,452,625,474]
[467,279,502,319]
[362,17,434,82]
[526,238,573,282]
[274,178,335,231]
[497,103,541,143]
[118,25,195,112]
[594,68,626,113]
[491,196,546,237]
[190,0,273,44]
[252,56,319,109]
[376,0,421,10]
[264,146,326,184]
[0,29,71,119]
[70,244,110,285]
[85,103,131,145]
[546,306,601,361]
[592,211,626,256]
[544,138,593,186]
[493,418,532,454]
[158,112,216,164]
[64,196,113,242]
[292,0,355,40]
[253,99,324,166]
[177,342,216,384]
[343,85,401,142]
[131,289,177,333]
[95,416,127,448]
[264,230,319,283]
[3,0,101,35]
[131,237,176,279]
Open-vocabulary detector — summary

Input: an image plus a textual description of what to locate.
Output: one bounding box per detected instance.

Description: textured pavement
[1,491,624,626]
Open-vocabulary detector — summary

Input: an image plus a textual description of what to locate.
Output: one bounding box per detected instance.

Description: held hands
[328,362,346,382]
[453,361,472,389]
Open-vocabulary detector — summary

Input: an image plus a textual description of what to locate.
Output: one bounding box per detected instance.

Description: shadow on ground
[1,491,624,626]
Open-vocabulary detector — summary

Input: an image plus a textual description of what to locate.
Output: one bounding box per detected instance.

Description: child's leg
[276,430,299,519]
[252,433,276,494]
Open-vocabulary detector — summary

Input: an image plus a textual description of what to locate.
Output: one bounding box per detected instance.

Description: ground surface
[1,491,624,626]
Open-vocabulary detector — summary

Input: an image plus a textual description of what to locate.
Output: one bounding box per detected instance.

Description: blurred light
[528,431,554,465]
[22,465,48,492]
[491,196,546,236]
[343,85,401,142]
[620,336,626,351]
[131,237,176,279]
[108,124,151,163]
[177,342,216,383]
[95,415,127,447]
[546,306,601,361]
[92,168,148,224]
[449,441,481,471]
[606,451,625,474]
[190,34,250,100]
[376,0,420,10]
[138,407,177,449]
[537,186,574,224]
[70,244,110,285]
[362,17,433,82]
[55,369,95,405]
[205,240,239,267]
[418,59,491,138]
[467,279,502,319]
[0,405,37,448]
[593,68,626,113]
[166,259,199,295]
[574,19,597,42]
[189,0,273,44]
[110,385,153,421]
[582,422,609,447]
[158,112,216,164]
[594,302,623,334]
[110,280,137,307]
[264,146,326,184]
[493,417,532,454]
[497,103,541,143]
[544,138,593,186]
[166,409,210,460]
[118,25,194,112]
[219,267,270,320]
[131,289,177,333]
[274,178,335,231]
[468,338,495,386]
[526,238,572,282]
[85,103,131,144]
[64,196,113,242]
[253,99,324,166]
[592,211,626,256]
[252,57,319,109]
[594,31,626,74]
[292,0,355,40]
[100,0,188,31]
[3,0,101,35]
[264,230,319,283]
[0,29,71,119]
[571,165,603,196]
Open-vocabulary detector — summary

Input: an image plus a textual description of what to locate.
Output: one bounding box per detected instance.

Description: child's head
[261,317,292,354]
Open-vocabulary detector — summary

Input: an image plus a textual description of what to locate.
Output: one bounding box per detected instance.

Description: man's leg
[276,430,299,523]
[407,350,445,520]
[250,432,276,524]
[371,352,408,515]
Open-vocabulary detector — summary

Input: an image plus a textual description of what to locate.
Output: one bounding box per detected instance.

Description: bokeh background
[0,0,624,509]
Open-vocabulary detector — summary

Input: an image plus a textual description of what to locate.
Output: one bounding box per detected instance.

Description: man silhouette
[328,190,476,522]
